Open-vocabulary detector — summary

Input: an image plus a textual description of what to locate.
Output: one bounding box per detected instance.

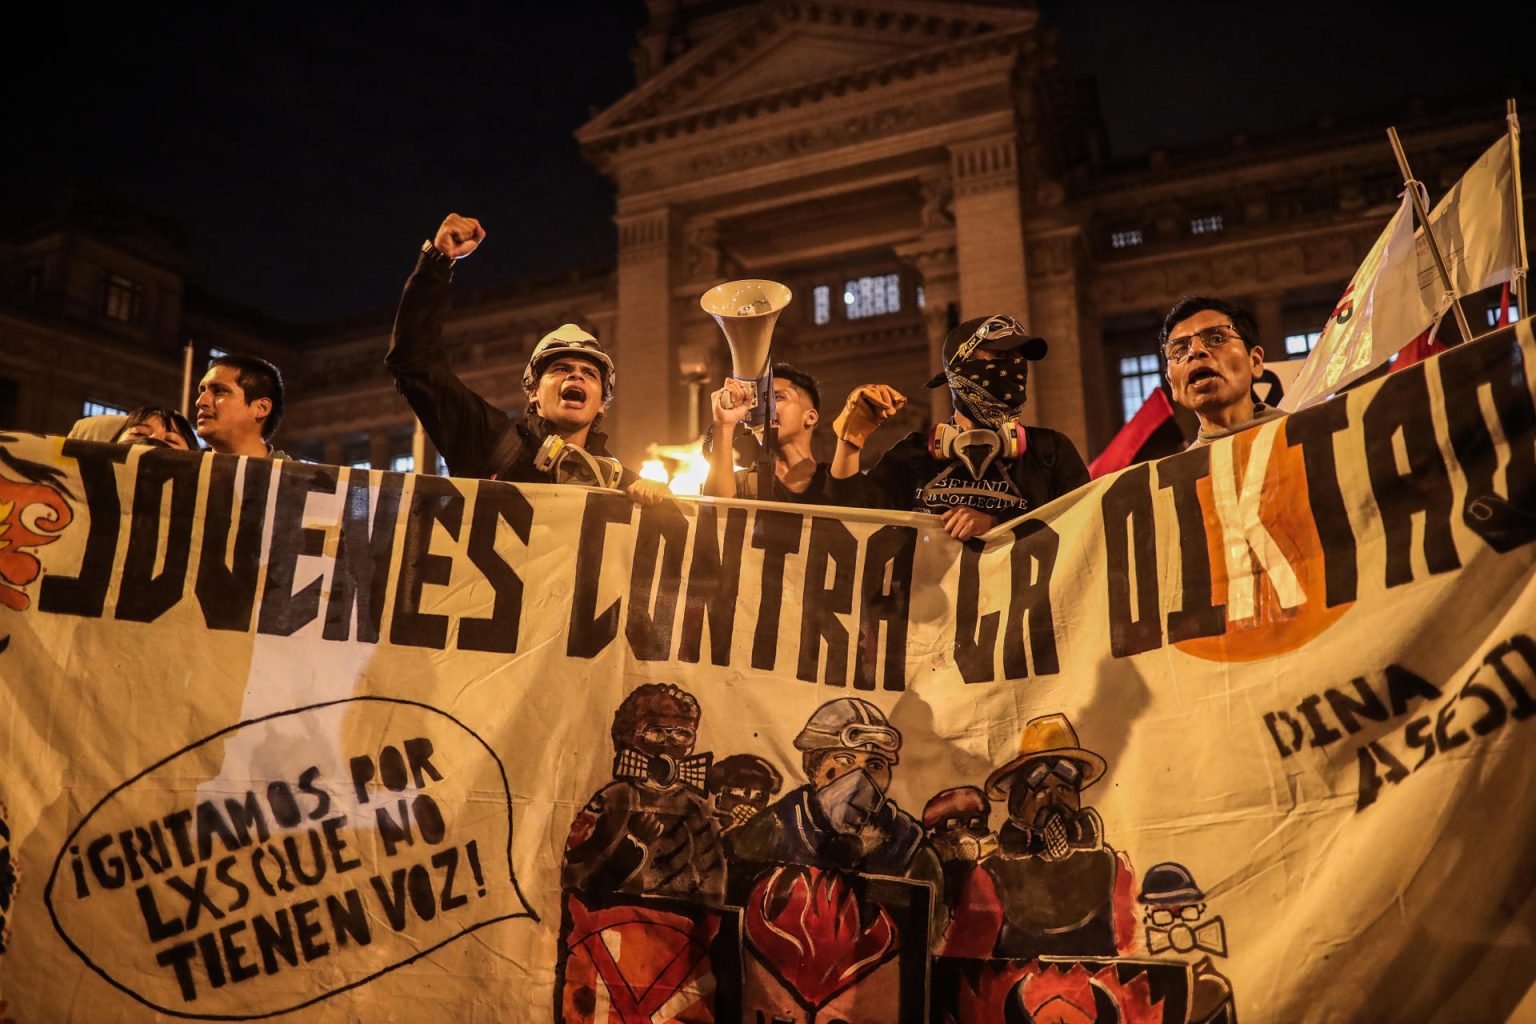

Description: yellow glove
[834,384,906,448]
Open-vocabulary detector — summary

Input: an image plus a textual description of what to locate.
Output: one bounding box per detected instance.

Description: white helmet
[793,698,901,759]
[521,324,615,404]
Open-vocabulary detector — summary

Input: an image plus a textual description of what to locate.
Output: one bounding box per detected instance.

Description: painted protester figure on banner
[975,713,1136,959]
[1161,295,1286,448]
[726,699,940,884]
[562,684,727,904]
[826,314,1089,540]
[706,754,783,837]
[923,786,1004,958]
[1139,862,1235,1023]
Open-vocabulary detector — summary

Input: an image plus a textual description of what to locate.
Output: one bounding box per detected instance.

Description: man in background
[195,354,288,459]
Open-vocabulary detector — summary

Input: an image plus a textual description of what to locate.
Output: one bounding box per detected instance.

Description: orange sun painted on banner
[1174,420,1352,663]
[0,471,74,612]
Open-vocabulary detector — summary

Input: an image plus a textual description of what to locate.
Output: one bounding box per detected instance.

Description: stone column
[612,207,677,466]
[1251,292,1284,354]
[369,429,393,472]
[949,135,1030,325]
[896,229,958,426]
[1023,229,1095,451]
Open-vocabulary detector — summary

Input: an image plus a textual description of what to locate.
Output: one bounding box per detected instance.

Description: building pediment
[579,0,1035,148]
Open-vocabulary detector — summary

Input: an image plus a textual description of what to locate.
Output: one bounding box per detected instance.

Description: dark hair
[209,354,285,440]
[610,683,700,751]
[1158,296,1260,355]
[772,363,820,411]
[118,406,198,450]
[707,754,784,795]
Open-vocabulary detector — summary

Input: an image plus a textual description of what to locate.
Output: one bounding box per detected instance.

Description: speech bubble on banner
[43,696,536,1020]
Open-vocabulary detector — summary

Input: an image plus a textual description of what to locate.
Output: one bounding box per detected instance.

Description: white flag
[1281,192,1429,410]
[1414,133,1519,302]
[1283,132,1521,411]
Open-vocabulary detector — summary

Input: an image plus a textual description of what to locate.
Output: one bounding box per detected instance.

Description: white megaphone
[700,279,792,432]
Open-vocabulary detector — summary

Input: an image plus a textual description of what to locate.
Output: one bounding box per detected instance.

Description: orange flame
[0,473,73,611]
[947,960,1171,1024]
[744,866,899,1007]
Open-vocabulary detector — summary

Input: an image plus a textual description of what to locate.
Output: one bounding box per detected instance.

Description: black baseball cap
[926,314,1049,388]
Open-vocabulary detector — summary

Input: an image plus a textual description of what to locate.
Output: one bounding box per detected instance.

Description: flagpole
[1508,98,1530,318]
[1387,127,1476,343]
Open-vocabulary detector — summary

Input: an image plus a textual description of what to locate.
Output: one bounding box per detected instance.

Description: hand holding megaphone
[712,377,755,427]
[834,384,906,448]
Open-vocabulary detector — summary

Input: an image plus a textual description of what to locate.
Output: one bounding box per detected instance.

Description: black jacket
[827,427,1089,517]
[384,249,633,484]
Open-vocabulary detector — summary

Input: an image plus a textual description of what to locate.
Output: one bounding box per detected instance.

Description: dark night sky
[12,1,1526,326]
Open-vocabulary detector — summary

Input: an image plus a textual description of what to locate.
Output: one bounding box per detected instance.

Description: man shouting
[385,213,666,503]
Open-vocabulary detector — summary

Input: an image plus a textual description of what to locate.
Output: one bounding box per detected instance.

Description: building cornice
[580,10,1035,162]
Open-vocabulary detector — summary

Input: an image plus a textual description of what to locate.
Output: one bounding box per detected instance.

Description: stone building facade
[0,0,1524,471]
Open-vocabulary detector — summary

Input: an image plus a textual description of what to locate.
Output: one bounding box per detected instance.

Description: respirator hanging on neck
[929,421,1027,479]
[533,435,622,489]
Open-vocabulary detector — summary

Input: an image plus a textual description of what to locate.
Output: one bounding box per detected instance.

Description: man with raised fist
[385,213,667,504]
[827,314,1088,539]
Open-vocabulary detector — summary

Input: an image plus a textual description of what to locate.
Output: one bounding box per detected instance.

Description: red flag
[1391,325,1448,373]
[1089,389,1179,478]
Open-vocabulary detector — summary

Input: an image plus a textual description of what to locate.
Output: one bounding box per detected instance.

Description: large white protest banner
[1,322,1534,1023]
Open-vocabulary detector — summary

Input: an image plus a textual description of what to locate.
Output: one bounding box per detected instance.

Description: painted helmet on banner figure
[793,697,902,762]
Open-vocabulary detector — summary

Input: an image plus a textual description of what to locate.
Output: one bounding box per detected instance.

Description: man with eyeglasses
[1160,296,1286,447]
[386,213,668,504]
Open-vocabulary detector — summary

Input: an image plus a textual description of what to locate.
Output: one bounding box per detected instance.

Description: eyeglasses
[1147,905,1203,926]
[1164,324,1240,364]
[640,724,696,746]
[1022,757,1082,791]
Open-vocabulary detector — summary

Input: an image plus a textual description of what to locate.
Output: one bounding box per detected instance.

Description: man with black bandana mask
[826,314,1088,539]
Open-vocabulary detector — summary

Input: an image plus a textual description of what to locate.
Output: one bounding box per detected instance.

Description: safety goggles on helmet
[950,314,1030,366]
[1021,757,1083,791]
[837,722,901,755]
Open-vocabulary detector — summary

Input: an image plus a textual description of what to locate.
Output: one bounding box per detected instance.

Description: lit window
[1285,332,1322,356]
[813,285,830,325]
[1487,301,1521,326]
[1190,215,1224,236]
[1118,353,1163,423]
[843,273,901,320]
[436,454,449,476]
[208,347,228,361]
[82,400,129,418]
[102,273,142,323]
[390,453,415,474]
[916,285,926,310]
[1111,229,1144,249]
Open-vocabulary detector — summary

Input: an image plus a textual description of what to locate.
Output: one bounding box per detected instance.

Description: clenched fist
[833,384,906,449]
[433,213,486,259]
